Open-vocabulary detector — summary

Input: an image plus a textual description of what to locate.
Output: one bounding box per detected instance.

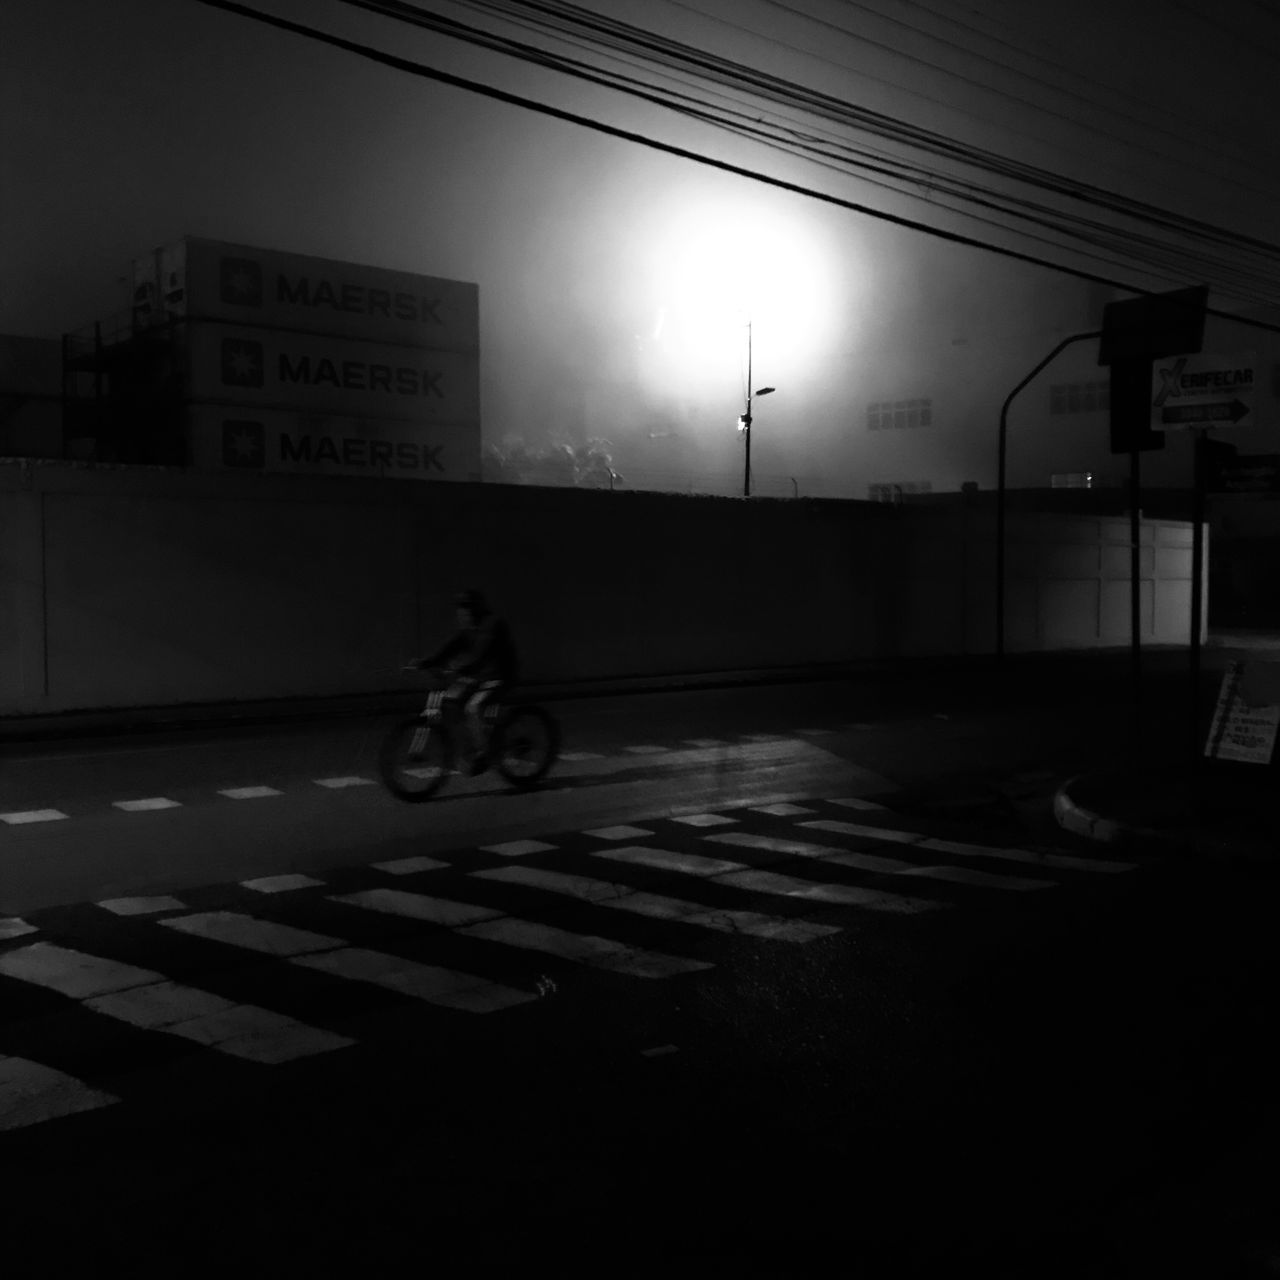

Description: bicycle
[378,667,560,802]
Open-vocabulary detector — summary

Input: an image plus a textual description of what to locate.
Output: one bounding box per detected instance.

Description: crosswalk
[0,794,1137,1134]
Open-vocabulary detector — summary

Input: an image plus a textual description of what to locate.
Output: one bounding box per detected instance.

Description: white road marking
[329,889,503,928]
[917,837,1137,873]
[87,983,354,1063]
[313,776,376,789]
[160,912,343,957]
[112,797,181,812]
[682,738,727,747]
[476,868,838,943]
[0,1056,119,1131]
[559,751,606,761]
[750,803,817,817]
[800,819,925,844]
[0,943,163,998]
[741,733,788,742]
[294,948,535,1013]
[591,845,748,877]
[457,918,714,978]
[582,825,654,840]
[714,869,941,914]
[372,855,449,875]
[0,918,37,940]
[712,831,1058,890]
[97,895,186,916]
[622,745,670,755]
[0,809,69,825]
[241,874,326,893]
[480,839,557,857]
[669,813,737,828]
[218,786,282,800]
[828,797,889,811]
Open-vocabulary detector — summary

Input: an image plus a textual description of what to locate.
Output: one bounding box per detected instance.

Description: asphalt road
[1,663,1276,1275]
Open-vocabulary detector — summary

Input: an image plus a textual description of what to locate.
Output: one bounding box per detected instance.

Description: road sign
[1205,660,1280,765]
[1150,351,1255,431]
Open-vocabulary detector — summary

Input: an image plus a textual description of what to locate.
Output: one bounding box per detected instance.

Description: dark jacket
[423,613,518,684]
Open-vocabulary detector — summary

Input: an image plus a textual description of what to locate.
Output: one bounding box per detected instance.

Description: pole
[743,320,752,497]
[1130,441,1142,745]
[1189,428,1207,764]
[996,330,1101,661]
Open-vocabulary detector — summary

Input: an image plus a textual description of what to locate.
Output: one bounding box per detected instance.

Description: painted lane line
[712,869,941,914]
[828,797,889,811]
[329,889,503,928]
[590,845,749,877]
[711,831,1058,890]
[112,797,181,812]
[456,917,714,979]
[293,948,535,1013]
[86,982,354,1063]
[313,776,376,789]
[917,836,1137,874]
[0,944,351,1064]
[669,813,737,828]
[0,809,69,825]
[160,912,344,957]
[682,738,727,747]
[0,1056,119,1132]
[480,839,557,857]
[582,825,655,840]
[475,868,839,944]
[799,819,925,844]
[623,745,670,755]
[741,733,788,742]
[559,751,607,761]
[373,855,449,875]
[241,874,326,894]
[97,895,186,916]
[218,786,283,801]
[0,918,37,941]
[0,942,163,998]
[750,803,817,817]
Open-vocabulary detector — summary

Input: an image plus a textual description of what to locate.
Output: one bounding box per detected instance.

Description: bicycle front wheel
[493,705,559,789]
[379,717,453,801]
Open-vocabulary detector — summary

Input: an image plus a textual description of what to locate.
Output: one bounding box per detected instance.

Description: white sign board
[1204,660,1280,765]
[1151,351,1255,431]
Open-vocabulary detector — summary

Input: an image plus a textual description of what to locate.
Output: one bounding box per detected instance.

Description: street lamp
[736,319,776,496]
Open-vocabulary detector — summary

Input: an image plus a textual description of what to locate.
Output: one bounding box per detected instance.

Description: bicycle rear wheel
[379,717,453,801]
[493,705,559,789]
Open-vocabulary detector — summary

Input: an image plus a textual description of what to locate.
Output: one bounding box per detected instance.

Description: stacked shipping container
[132,238,481,481]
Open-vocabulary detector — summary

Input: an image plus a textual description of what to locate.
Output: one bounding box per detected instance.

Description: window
[868,480,933,502]
[867,398,932,430]
[1050,380,1109,415]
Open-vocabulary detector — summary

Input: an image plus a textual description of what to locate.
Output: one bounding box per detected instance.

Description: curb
[1053,774,1277,869]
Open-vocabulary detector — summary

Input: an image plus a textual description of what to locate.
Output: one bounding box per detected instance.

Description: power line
[190,0,1280,335]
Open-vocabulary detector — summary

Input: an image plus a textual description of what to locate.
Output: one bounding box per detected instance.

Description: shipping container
[134,238,479,352]
[185,405,480,482]
[183,320,480,422]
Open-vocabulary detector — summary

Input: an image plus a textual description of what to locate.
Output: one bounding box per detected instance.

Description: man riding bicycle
[410,589,519,774]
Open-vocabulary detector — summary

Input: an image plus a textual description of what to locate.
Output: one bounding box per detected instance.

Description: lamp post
[737,320,775,496]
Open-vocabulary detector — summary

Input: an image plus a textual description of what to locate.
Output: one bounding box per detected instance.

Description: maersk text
[279,434,445,471]
[278,355,444,398]
[275,276,442,324]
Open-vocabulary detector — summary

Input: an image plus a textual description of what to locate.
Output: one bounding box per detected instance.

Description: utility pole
[738,320,775,497]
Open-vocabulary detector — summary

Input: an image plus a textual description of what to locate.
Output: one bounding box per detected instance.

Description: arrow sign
[1160,399,1250,426]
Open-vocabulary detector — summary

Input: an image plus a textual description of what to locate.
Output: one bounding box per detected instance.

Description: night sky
[6,0,1279,494]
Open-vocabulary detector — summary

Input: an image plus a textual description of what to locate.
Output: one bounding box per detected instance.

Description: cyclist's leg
[445,677,478,756]
[465,680,504,759]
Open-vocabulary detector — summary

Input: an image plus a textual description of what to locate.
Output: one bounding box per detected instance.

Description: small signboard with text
[1204,660,1280,765]
[1151,351,1255,432]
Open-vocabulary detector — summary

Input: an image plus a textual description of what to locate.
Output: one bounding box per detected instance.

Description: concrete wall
[0,463,1207,716]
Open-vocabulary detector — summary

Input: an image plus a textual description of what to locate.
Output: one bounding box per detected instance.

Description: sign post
[1148,350,1255,765]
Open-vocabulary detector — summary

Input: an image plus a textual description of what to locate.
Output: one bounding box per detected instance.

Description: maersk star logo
[220,256,263,307]
[221,420,265,468]
[220,337,264,387]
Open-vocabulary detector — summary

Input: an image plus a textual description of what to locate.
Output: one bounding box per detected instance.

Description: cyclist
[411,589,519,774]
